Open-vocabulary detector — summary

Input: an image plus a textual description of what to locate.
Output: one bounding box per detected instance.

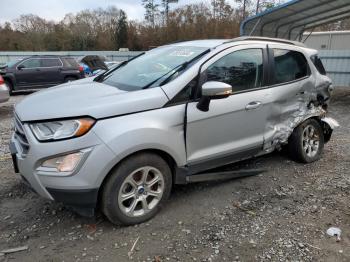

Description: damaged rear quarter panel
[263,71,324,152]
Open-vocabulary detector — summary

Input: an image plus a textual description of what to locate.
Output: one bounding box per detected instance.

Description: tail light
[79,66,84,72]
[0,75,4,85]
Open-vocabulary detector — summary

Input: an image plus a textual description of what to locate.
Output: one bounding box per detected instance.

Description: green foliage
[115,10,128,49]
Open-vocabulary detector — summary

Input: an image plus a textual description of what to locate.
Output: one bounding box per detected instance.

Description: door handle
[245,101,262,110]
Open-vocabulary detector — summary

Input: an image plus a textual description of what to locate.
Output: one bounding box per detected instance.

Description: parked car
[105,61,121,69]
[79,55,110,77]
[79,62,92,76]
[0,75,10,103]
[10,37,338,225]
[0,56,84,93]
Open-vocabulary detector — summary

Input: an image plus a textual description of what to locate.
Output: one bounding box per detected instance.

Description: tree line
[0,0,348,51]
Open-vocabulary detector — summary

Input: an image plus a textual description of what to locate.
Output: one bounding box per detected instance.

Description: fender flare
[320,117,339,143]
[321,117,339,130]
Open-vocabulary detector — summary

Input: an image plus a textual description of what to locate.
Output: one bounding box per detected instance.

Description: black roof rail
[225,36,306,47]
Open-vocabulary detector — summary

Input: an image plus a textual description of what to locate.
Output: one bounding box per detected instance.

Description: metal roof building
[241,0,350,40]
[240,0,350,86]
[302,31,350,50]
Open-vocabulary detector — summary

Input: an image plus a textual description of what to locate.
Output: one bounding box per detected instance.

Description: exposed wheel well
[96,149,177,210]
[312,116,333,143]
[291,116,331,143]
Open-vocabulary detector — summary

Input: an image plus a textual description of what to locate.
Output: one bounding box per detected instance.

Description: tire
[64,77,77,83]
[287,119,324,163]
[101,153,172,225]
[4,80,14,95]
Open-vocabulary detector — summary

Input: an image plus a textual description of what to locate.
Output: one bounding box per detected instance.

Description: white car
[0,75,9,103]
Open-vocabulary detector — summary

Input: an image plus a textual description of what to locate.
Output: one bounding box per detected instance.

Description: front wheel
[288,119,324,163]
[101,153,172,225]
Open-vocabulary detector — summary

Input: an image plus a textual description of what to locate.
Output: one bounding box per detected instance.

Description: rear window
[311,55,327,75]
[62,57,79,68]
[41,58,62,67]
[272,49,309,85]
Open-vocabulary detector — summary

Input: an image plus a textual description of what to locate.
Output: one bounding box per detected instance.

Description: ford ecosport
[10,37,338,225]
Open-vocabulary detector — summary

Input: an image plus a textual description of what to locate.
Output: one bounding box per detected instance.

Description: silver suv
[10,37,338,225]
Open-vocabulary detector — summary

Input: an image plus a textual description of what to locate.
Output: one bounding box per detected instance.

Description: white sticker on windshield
[169,50,195,57]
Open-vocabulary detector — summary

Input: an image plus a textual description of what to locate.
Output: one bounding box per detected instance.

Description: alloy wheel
[302,124,320,158]
[118,166,164,217]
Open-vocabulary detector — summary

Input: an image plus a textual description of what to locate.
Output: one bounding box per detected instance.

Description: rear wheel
[101,153,172,225]
[288,119,324,163]
[64,77,77,83]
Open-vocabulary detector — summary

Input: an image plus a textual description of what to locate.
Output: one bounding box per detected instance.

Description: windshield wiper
[142,49,210,90]
[142,62,189,90]
[94,52,145,82]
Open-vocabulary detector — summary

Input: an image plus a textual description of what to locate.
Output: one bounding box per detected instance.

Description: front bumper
[10,119,116,209]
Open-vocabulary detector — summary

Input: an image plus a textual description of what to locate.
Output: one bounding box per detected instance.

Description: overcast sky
[0,0,240,24]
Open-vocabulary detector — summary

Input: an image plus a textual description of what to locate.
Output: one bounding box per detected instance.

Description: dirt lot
[0,88,349,262]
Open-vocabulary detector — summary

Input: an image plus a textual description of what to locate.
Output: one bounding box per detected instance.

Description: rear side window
[272,49,309,84]
[62,58,79,68]
[311,55,326,75]
[41,58,62,67]
[206,49,264,92]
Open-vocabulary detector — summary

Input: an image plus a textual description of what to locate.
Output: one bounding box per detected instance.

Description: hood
[81,55,108,71]
[15,79,169,121]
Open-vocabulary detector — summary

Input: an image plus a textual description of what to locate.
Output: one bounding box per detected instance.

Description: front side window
[42,58,62,67]
[20,59,41,69]
[205,49,264,93]
[103,46,208,91]
[273,49,309,84]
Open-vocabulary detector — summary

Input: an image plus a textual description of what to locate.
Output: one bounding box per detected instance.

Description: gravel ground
[0,88,349,262]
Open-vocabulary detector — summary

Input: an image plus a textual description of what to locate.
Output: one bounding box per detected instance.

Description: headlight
[30,118,95,141]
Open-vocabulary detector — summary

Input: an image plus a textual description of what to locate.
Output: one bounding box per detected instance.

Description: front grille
[14,114,30,156]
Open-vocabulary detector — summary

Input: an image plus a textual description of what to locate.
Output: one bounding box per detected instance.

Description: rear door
[40,58,63,86]
[15,58,42,88]
[185,44,272,170]
[62,57,81,79]
[262,45,315,146]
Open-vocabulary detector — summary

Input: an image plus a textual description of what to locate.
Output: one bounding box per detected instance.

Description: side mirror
[197,81,232,112]
[17,64,25,70]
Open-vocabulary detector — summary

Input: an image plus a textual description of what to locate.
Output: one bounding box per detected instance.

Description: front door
[15,58,42,88]
[186,45,272,170]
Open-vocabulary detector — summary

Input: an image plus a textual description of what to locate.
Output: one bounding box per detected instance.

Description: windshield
[103,46,208,91]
